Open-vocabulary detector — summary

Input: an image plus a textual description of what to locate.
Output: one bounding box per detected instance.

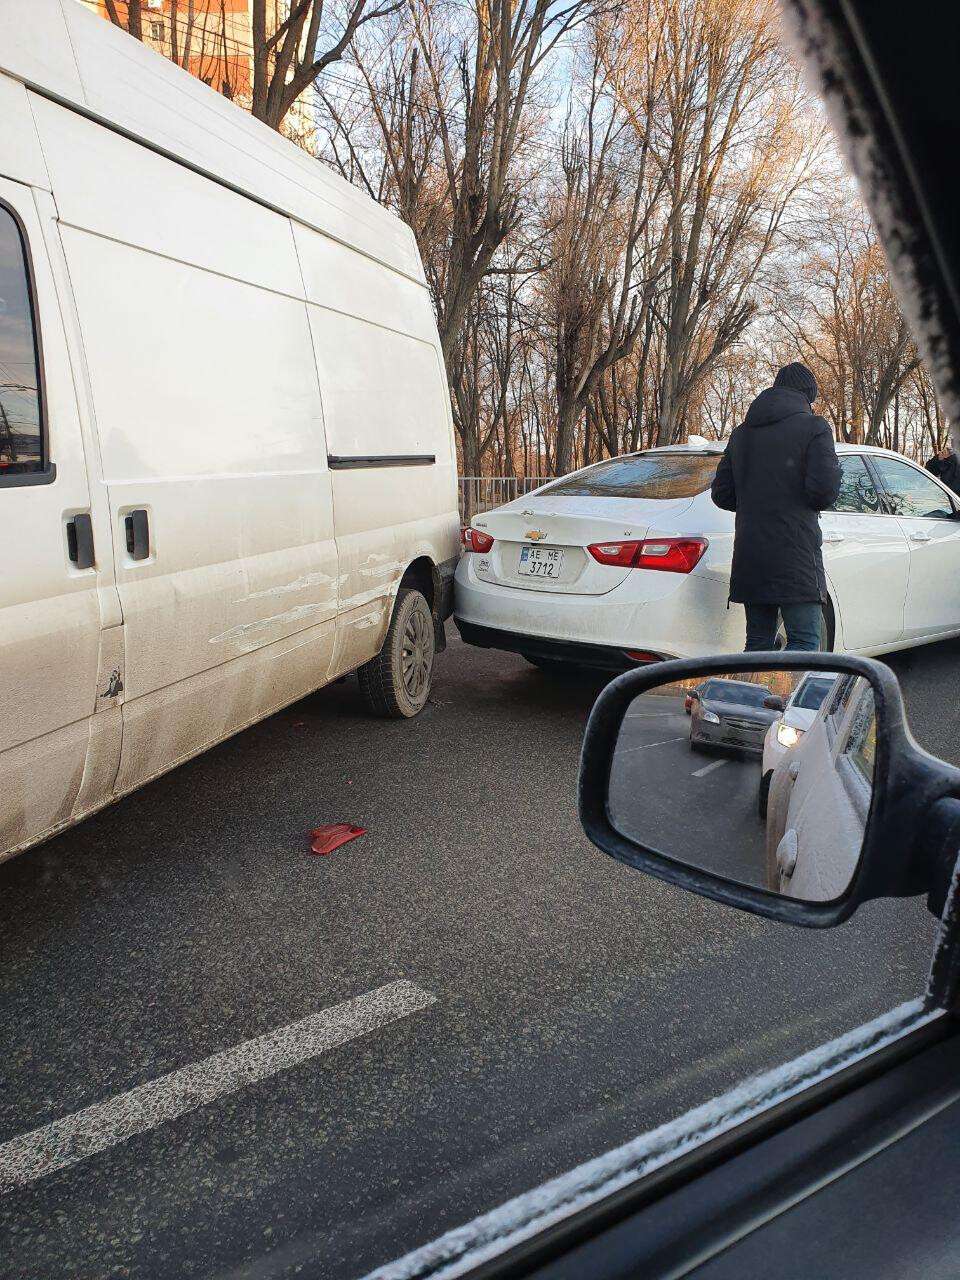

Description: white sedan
[454,443,960,671]
[758,672,838,819]
[764,674,876,899]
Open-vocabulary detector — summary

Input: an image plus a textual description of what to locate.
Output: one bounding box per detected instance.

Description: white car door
[869,453,960,641]
[820,453,910,650]
[0,179,105,856]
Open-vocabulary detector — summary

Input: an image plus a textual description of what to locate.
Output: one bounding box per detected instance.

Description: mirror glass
[608,668,877,903]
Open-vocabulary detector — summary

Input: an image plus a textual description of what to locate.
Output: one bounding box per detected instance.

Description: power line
[109,15,614,170]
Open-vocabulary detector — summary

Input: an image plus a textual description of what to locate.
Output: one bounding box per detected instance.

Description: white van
[0,0,460,861]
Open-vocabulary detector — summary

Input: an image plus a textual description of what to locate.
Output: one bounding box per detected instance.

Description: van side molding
[327,454,436,470]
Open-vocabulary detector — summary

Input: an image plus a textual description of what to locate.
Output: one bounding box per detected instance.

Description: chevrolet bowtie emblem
[525,529,547,541]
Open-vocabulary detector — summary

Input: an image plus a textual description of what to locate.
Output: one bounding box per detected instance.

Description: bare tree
[252,0,404,130]
[543,26,669,474]
[778,197,920,444]
[342,0,592,363]
[611,0,828,444]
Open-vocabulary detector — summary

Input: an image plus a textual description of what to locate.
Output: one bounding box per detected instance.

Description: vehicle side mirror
[578,654,960,926]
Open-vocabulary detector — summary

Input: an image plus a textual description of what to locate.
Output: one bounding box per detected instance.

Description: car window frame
[862,452,958,521]
[0,195,54,490]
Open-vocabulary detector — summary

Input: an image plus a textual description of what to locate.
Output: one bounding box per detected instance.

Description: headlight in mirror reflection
[700,709,720,724]
[776,722,803,748]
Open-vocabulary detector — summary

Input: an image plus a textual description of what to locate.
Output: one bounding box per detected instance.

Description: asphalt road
[609,692,768,886]
[0,631,955,1280]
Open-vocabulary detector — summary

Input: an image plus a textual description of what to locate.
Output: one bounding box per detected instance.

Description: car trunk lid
[470,493,698,595]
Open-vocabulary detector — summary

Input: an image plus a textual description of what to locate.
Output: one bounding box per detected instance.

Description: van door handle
[66,512,95,569]
[124,509,150,560]
[909,530,932,543]
[822,531,845,543]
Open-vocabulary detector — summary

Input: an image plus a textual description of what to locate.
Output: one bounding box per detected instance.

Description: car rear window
[540,453,720,499]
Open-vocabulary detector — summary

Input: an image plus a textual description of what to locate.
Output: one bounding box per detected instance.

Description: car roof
[834,444,923,458]
[624,443,928,461]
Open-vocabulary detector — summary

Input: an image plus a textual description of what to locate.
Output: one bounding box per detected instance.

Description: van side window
[0,205,43,477]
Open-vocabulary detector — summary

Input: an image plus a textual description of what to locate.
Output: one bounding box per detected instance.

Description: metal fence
[459,475,550,521]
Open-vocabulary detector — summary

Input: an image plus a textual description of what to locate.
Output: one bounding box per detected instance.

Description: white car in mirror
[758,672,840,818]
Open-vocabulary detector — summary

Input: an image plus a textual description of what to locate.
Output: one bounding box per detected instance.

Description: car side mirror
[578,654,960,926]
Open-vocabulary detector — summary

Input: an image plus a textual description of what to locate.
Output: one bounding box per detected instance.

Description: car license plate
[518,546,564,579]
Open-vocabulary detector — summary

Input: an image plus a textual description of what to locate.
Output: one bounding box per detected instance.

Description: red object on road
[308,823,366,855]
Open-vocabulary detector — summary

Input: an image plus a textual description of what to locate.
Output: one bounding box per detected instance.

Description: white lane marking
[0,979,435,1194]
[619,736,686,754]
[623,712,677,719]
[692,759,728,778]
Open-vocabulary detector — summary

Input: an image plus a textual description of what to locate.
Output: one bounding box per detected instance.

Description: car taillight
[587,537,708,572]
[463,527,495,553]
[588,540,643,567]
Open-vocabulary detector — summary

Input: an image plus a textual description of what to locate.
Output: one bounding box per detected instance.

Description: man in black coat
[711,362,842,651]
[926,441,960,496]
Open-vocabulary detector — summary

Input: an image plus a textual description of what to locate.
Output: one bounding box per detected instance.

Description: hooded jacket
[926,449,960,496]
[711,386,842,605]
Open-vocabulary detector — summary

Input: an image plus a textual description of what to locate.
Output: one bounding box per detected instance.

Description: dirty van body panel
[26,93,343,798]
[0,175,108,860]
[295,224,460,675]
[0,1,456,856]
[54,225,341,793]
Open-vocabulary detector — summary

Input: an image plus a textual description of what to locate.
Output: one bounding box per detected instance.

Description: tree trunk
[554,402,579,477]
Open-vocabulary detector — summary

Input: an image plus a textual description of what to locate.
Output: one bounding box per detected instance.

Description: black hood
[743,386,812,428]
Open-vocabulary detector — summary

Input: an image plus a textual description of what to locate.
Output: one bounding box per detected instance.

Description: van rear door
[0,177,106,856]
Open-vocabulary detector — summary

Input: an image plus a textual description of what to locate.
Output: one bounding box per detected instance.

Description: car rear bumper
[454,556,742,659]
[455,620,661,670]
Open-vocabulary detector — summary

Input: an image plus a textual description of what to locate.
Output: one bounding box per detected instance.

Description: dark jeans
[744,602,823,652]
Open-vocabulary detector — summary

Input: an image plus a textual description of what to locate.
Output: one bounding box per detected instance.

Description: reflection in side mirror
[608,668,876,904]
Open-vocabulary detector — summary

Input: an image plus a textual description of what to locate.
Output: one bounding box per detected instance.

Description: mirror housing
[579,652,960,927]
[763,694,786,712]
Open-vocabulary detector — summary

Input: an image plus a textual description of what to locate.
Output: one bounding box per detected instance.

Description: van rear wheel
[359,588,435,718]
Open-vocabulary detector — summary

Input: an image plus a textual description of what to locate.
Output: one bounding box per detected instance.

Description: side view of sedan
[764,674,876,897]
[455,443,960,671]
[689,679,782,757]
